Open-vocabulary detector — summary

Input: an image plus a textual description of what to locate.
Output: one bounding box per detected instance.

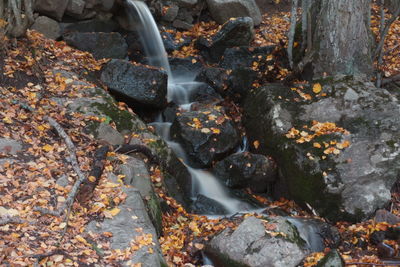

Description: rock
[220,46,276,70]
[212,152,277,193]
[66,0,85,16]
[0,138,22,155]
[31,16,61,40]
[192,194,228,215]
[195,67,229,94]
[206,0,262,25]
[169,57,203,78]
[170,108,240,167]
[243,78,400,222]
[56,175,69,187]
[173,19,193,30]
[86,174,166,267]
[99,0,115,11]
[116,156,163,235]
[95,123,125,145]
[196,17,254,62]
[161,31,191,53]
[101,59,168,108]
[34,0,69,21]
[374,209,400,225]
[162,4,179,22]
[189,83,222,104]
[63,32,127,59]
[316,250,345,267]
[207,216,308,267]
[173,0,198,8]
[60,19,119,34]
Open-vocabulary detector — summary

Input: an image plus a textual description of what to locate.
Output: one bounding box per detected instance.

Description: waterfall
[127,0,254,215]
[125,0,172,78]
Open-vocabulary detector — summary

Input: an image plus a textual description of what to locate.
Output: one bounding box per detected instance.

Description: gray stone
[63,32,128,60]
[316,250,345,267]
[56,175,69,187]
[31,16,61,40]
[170,107,240,168]
[207,216,308,267]
[206,0,262,25]
[0,138,22,155]
[162,4,179,22]
[86,175,166,267]
[244,78,400,221]
[95,123,124,145]
[66,0,85,16]
[375,209,400,225]
[173,0,198,8]
[172,19,193,30]
[34,0,69,21]
[100,59,168,108]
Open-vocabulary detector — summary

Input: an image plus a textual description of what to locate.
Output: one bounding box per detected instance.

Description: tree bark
[303,0,373,79]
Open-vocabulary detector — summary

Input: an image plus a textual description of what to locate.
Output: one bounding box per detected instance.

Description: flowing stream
[125,0,252,215]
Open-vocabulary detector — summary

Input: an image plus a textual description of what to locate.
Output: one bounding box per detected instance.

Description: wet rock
[86,174,166,267]
[63,32,128,59]
[56,175,69,188]
[161,31,191,53]
[31,16,61,40]
[196,17,254,62]
[173,19,193,30]
[212,152,277,193]
[374,209,400,225]
[207,216,308,267]
[0,138,22,155]
[316,250,345,267]
[189,83,222,104]
[195,67,229,94]
[243,78,400,222]
[192,194,228,215]
[101,59,168,108]
[173,0,198,8]
[206,0,262,25]
[34,0,69,21]
[170,108,240,167]
[169,57,203,78]
[220,46,276,70]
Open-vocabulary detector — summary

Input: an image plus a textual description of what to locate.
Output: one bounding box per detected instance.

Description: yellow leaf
[253,140,260,149]
[42,144,53,152]
[3,117,12,124]
[88,176,96,183]
[59,222,67,229]
[211,128,220,134]
[312,83,322,94]
[201,128,211,133]
[104,207,120,218]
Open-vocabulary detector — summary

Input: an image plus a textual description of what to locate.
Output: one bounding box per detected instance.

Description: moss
[91,102,134,134]
[146,192,163,237]
[147,139,169,160]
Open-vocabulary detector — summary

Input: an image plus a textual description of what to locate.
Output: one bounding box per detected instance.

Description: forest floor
[0,2,400,267]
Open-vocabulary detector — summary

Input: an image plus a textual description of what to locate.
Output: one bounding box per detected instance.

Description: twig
[34,116,87,218]
[287,0,299,69]
[0,216,25,226]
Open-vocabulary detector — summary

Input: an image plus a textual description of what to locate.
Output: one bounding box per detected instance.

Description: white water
[126,1,254,215]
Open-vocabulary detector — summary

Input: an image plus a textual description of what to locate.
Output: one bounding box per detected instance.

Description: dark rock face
[316,250,345,267]
[195,67,229,94]
[63,32,128,59]
[189,83,222,104]
[206,0,262,25]
[61,19,119,34]
[192,194,229,215]
[212,152,277,193]
[196,17,254,62]
[161,32,191,53]
[207,216,308,267]
[170,108,240,167]
[101,59,168,108]
[31,16,61,40]
[220,46,276,71]
[243,78,400,222]
[34,0,69,21]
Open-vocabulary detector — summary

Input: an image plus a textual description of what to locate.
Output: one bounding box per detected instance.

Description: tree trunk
[304,0,373,79]
[0,0,33,38]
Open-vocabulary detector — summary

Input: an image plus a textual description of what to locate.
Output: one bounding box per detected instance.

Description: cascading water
[125,0,253,215]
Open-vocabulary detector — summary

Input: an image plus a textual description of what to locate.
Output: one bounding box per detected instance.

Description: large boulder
[34,0,69,21]
[212,152,277,193]
[170,107,240,167]
[206,216,309,267]
[243,78,400,222]
[101,59,168,108]
[196,17,254,62]
[31,16,61,40]
[86,174,166,267]
[206,0,262,25]
[63,32,128,59]
[60,19,119,34]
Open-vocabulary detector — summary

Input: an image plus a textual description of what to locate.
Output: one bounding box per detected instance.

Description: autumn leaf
[313,83,322,94]
[42,144,53,152]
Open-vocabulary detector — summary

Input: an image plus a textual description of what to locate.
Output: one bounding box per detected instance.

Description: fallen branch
[76,145,111,204]
[0,216,25,226]
[34,116,87,218]
[113,144,160,164]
